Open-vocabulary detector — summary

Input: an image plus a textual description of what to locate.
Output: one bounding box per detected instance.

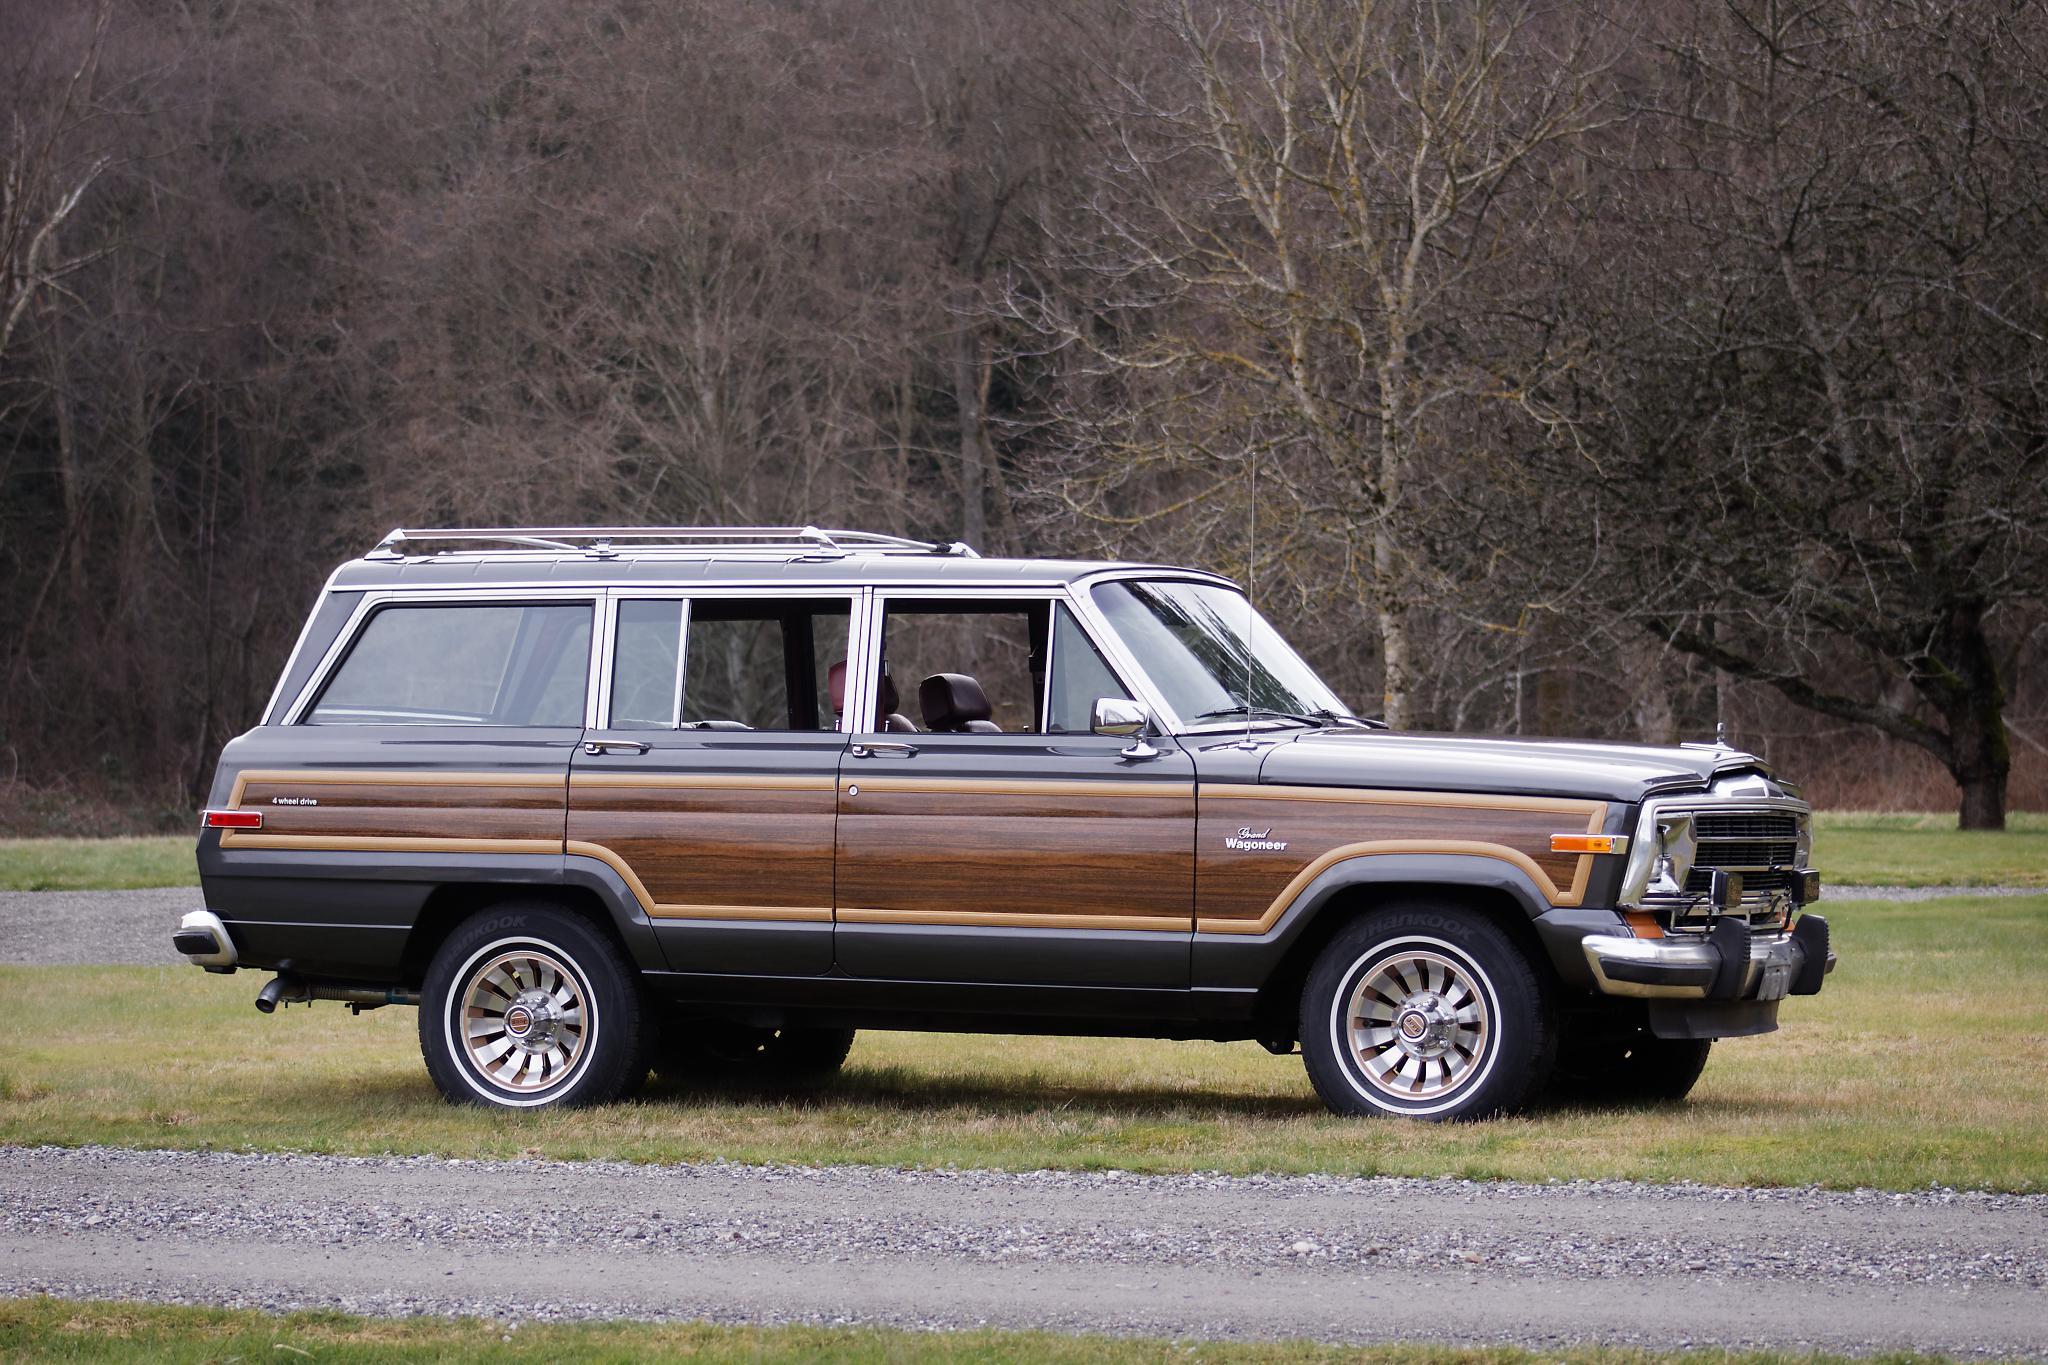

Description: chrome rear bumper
[1583,914,1834,1001]
[172,909,238,971]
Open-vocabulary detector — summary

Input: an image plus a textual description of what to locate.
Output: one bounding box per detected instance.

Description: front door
[568,593,854,977]
[833,595,1196,987]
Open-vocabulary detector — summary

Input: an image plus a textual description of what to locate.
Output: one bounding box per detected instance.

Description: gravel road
[3,1146,2044,1356]
[1,885,2038,969]
[0,888,194,966]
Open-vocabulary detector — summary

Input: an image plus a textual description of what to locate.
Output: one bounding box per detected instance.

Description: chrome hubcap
[460,948,590,1093]
[1347,949,1490,1101]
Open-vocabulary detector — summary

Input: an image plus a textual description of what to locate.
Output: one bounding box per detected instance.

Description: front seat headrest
[919,673,1001,733]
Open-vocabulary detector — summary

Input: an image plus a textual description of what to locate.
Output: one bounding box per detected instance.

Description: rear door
[567,591,856,977]
[206,591,596,977]
[832,592,1196,988]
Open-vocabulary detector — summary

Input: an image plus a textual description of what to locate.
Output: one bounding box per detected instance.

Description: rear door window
[307,602,593,726]
[605,597,851,731]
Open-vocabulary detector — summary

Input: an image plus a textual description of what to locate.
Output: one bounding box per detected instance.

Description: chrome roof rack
[364,526,979,562]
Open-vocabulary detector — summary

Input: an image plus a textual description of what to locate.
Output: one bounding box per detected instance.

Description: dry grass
[2,894,2043,1192]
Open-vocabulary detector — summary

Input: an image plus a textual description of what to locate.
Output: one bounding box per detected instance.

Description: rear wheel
[419,903,648,1109]
[651,1016,855,1091]
[1300,904,1552,1121]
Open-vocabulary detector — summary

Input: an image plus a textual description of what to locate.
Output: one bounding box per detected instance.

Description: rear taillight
[203,809,263,830]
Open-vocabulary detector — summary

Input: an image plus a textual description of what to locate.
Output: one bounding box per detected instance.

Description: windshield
[1090,580,1353,728]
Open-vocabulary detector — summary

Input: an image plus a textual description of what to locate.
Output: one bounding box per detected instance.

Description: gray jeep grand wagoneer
[175,526,1833,1121]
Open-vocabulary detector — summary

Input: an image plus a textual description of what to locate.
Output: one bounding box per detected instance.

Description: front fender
[1192,851,1619,995]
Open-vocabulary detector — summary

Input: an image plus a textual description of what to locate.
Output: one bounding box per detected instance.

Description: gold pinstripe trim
[570,773,836,792]
[836,907,1186,932]
[1202,783,1606,820]
[229,768,564,799]
[220,769,567,850]
[1197,838,1594,936]
[216,833,560,856]
[840,777,1196,799]
[220,769,829,924]
[1195,788,1610,933]
[564,840,831,922]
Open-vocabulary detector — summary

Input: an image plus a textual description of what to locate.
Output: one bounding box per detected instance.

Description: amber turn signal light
[1550,833,1627,855]
[203,809,263,829]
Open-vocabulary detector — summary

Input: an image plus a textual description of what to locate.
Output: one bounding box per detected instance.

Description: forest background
[4,0,2043,832]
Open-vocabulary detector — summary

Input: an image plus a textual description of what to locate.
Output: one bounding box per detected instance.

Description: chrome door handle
[850,741,917,758]
[583,739,651,755]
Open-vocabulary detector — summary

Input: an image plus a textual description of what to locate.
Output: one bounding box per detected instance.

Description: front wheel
[419,903,649,1110]
[1300,904,1552,1121]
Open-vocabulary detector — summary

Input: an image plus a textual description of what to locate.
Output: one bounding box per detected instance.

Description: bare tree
[1542,0,2048,827]
[1011,0,1611,726]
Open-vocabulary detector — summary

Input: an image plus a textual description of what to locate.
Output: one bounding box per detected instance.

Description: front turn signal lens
[1551,833,1628,855]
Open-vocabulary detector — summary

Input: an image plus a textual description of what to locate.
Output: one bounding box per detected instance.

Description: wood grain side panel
[836,784,1194,923]
[568,784,836,918]
[1196,788,1607,933]
[223,771,566,848]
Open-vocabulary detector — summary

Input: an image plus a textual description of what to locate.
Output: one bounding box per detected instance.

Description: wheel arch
[1196,853,1561,1043]
[400,859,663,986]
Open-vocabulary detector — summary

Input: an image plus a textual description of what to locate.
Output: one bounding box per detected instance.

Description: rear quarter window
[306,602,592,726]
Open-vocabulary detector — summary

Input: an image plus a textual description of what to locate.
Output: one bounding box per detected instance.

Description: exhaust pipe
[254,974,421,1014]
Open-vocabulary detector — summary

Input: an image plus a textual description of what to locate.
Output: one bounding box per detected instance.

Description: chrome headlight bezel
[1619,778,1812,910]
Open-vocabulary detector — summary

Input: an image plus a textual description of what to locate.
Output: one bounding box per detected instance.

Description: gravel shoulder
[3,1146,2044,1356]
[0,888,193,965]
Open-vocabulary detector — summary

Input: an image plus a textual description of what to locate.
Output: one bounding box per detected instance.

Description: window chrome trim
[278,571,1270,738]
[259,564,349,724]
[281,587,605,726]
[1067,570,1349,737]
[671,598,691,731]
[862,585,1161,737]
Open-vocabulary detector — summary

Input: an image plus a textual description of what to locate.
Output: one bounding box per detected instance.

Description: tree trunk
[1925,602,2010,831]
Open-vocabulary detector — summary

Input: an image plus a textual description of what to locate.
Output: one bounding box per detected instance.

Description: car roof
[327,552,1234,592]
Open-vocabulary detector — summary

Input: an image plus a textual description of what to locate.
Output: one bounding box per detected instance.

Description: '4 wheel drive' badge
[1224,825,1288,852]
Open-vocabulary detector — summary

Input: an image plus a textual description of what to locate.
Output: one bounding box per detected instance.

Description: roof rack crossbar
[366,526,978,561]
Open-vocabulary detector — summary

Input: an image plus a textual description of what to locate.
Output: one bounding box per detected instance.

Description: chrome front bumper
[1583,914,1834,1001]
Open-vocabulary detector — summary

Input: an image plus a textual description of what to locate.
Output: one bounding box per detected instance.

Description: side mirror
[1091,697,1164,759]
[1090,696,1150,737]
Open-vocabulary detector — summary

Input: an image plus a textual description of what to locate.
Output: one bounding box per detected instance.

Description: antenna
[1240,452,1258,751]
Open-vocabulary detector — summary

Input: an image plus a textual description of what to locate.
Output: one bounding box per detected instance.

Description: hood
[1257,729,1773,805]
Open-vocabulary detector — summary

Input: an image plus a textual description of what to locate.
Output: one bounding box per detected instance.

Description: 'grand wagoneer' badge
[1224,826,1287,852]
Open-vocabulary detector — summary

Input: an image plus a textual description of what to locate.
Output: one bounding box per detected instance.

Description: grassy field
[1812,811,2047,887]
[2,811,2044,891]
[0,1299,1976,1365]
[2,893,2043,1191]
[0,838,196,892]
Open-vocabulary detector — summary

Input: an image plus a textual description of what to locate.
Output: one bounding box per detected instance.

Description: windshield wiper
[1193,705,1386,731]
[1192,705,1323,728]
[1309,708,1384,730]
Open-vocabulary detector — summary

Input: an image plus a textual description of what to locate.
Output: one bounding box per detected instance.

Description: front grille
[1647,803,1808,930]
[1689,839,1800,867]
[1694,813,1799,841]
